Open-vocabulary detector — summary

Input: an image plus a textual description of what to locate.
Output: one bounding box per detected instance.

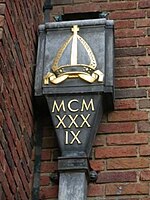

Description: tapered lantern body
[46,94,103,157]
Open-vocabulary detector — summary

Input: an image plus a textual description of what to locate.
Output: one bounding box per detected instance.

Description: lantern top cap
[38,18,114,32]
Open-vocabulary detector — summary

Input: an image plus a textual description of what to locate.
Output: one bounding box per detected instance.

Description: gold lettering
[68,115,79,128]
[65,131,69,144]
[68,99,79,112]
[65,130,81,145]
[70,130,81,144]
[52,100,66,113]
[56,115,66,128]
[80,114,91,127]
[81,99,95,111]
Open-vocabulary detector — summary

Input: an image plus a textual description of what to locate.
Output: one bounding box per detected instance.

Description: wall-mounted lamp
[35,12,114,200]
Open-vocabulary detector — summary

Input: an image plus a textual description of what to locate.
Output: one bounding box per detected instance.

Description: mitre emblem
[44,25,104,84]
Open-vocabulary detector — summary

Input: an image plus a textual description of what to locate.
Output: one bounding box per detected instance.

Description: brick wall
[1,0,150,199]
[39,0,150,200]
[0,0,43,199]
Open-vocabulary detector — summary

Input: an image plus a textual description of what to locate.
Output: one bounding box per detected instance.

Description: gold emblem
[44,25,104,85]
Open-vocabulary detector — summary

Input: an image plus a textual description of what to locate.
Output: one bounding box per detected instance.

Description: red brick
[1,0,43,199]
[138,56,150,65]
[138,37,150,46]
[139,0,150,8]
[20,136,32,166]
[115,57,137,67]
[41,149,51,161]
[147,28,150,36]
[115,20,134,29]
[148,89,150,96]
[110,10,145,20]
[0,27,3,39]
[115,38,137,48]
[3,110,18,142]
[138,121,150,132]
[0,4,6,15]
[108,111,148,122]
[15,140,23,160]
[41,162,58,173]
[2,175,14,200]
[40,186,58,199]
[88,184,105,197]
[116,89,147,99]
[115,47,146,57]
[0,147,6,171]
[94,135,106,146]
[148,11,150,18]
[13,168,22,188]
[0,15,4,27]
[9,92,24,132]
[51,6,64,17]
[5,164,16,194]
[139,99,150,109]
[107,133,148,145]
[90,160,105,171]
[114,99,136,110]
[115,67,148,77]
[138,77,150,87]
[115,78,136,88]
[137,19,150,27]
[64,3,100,13]
[97,171,137,183]
[17,183,28,200]
[40,175,50,186]
[5,8,17,42]
[107,158,150,170]
[95,146,137,159]
[99,2,136,11]
[115,29,145,38]
[140,170,150,181]
[0,109,4,127]
[140,145,150,156]
[98,122,135,133]
[106,183,149,195]
[17,162,30,196]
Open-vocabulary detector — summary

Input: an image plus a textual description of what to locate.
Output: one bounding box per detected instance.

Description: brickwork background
[0,0,43,199]
[39,0,150,200]
[1,0,150,200]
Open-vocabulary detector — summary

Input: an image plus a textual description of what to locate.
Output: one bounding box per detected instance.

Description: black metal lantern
[35,15,114,200]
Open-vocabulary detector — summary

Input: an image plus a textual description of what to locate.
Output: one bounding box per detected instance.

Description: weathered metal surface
[43,0,53,23]
[58,157,89,172]
[34,16,114,200]
[35,19,114,101]
[58,172,87,200]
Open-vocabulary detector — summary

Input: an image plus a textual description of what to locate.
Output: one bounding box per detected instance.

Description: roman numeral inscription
[55,114,91,129]
[51,98,95,145]
[65,131,81,145]
[52,99,95,113]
